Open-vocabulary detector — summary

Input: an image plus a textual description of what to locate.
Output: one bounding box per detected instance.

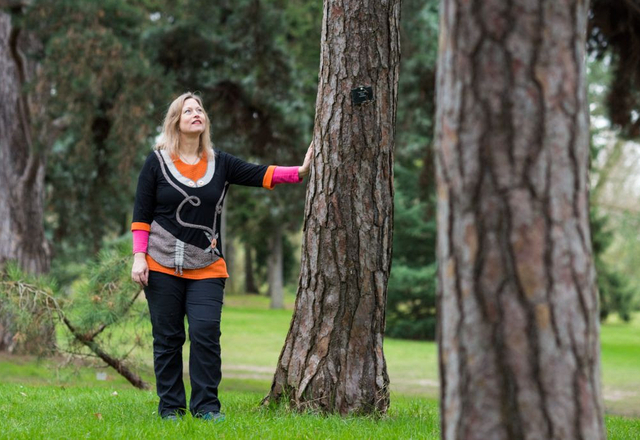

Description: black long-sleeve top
[131,149,275,277]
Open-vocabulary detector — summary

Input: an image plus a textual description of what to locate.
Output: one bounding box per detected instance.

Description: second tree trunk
[265,0,401,415]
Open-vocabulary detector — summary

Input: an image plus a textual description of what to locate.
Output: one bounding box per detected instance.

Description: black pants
[144,271,225,417]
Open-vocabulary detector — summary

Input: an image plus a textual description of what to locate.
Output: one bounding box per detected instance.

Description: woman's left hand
[298,141,313,179]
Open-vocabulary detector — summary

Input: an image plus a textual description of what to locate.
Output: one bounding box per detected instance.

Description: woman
[131,92,311,421]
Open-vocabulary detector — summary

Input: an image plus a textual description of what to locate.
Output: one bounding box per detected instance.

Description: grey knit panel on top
[148,221,221,271]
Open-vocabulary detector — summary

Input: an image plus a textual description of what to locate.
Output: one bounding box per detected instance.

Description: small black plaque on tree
[351,86,374,105]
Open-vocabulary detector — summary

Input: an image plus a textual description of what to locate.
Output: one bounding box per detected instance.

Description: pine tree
[0,1,52,353]
[26,0,170,266]
[266,0,401,414]
[435,0,605,437]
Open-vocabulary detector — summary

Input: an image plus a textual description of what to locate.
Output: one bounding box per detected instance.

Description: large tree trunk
[268,223,284,309]
[0,5,52,354]
[265,0,400,415]
[435,1,605,439]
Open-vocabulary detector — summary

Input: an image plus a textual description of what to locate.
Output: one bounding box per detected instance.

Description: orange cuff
[131,222,151,232]
[263,165,276,190]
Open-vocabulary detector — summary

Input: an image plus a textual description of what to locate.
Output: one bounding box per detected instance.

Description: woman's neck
[179,133,200,157]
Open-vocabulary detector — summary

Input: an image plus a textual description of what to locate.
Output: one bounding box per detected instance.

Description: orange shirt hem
[146,254,229,280]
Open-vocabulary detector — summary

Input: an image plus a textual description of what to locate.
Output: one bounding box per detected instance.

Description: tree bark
[268,223,284,309]
[223,215,238,294]
[0,6,52,354]
[0,8,49,274]
[435,0,605,439]
[244,242,259,294]
[265,0,400,415]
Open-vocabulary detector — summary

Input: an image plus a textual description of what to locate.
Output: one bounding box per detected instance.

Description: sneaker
[200,411,225,423]
[161,412,183,421]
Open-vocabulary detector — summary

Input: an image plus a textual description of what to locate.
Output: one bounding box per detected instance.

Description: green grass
[605,416,640,440]
[220,294,439,398]
[600,313,640,417]
[0,294,639,438]
[0,384,440,439]
[0,384,638,439]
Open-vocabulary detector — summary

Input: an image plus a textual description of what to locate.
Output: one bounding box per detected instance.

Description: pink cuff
[132,230,149,254]
[272,166,303,184]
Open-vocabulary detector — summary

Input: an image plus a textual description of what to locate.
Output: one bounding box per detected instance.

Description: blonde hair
[155,92,214,159]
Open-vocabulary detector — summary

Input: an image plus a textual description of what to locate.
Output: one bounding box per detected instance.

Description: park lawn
[0,383,638,439]
[220,294,440,397]
[0,294,639,437]
[221,297,640,415]
[0,294,439,397]
[0,384,440,439]
[599,313,640,417]
[1,383,640,439]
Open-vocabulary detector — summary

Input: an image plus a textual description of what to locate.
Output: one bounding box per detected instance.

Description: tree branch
[81,289,143,341]
[60,314,150,390]
[2,281,150,390]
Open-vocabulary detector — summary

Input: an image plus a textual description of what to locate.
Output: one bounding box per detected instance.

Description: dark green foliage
[386,161,438,340]
[143,0,311,159]
[588,0,640,138]
[386,264,437,340]
[384,0,439,340]
[249,227,292,287]
[25,0,172,266]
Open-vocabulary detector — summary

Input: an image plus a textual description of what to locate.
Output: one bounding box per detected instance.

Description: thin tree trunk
[435,0,605,438]
[0,8,49,274]
[590,138,624,203]
[265,0,400,415]
[0,5,53,354]
[268,224,284,309]
[225,241,236,294]
[244,242,259,294]
[221,204,235,293]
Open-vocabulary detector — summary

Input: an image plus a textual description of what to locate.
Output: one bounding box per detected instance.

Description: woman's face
[179,98,206,135]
